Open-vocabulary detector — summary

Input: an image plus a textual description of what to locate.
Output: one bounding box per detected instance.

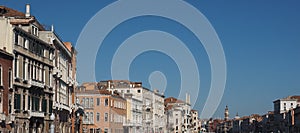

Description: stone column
[39,96,42,112]
[25,90,28,110]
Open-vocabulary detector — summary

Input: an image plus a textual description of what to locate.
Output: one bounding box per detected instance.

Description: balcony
[144,119,152,123]
[123,121,142,127]
[60,104,72,112]
[29,111,45,118]
[7,114,15,123]
[144,105,152,111]
[53,67,62,78]
[29,80,45,88]
[132,108,142,113]
[14,44,53,66]
[186,113,191,117]
[0,113,5,121]
[123,121,134,127]
[67,76,74,86]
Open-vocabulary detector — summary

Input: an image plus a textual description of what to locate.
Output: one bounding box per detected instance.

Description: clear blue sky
[2,0,300,119]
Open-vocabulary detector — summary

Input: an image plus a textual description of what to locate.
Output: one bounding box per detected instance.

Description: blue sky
[2,0,300,119]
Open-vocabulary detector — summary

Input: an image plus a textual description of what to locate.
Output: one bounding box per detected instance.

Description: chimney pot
[25,4,30,18]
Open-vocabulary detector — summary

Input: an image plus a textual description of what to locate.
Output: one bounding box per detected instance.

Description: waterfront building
[76,82,127,133]
[0,49,13,132]
[0,5,78,133]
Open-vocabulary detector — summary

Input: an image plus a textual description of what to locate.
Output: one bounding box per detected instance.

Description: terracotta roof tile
[0,6,25,17]
[63,42,72,52]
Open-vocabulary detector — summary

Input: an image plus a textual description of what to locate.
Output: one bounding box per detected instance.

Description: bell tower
[224,105,229,121]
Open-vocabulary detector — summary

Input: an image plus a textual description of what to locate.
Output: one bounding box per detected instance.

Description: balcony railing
[0,113,5,121]
[29,111,45,118]
[29,80,45,88]
[123,121,142,127]
[14,44,53,66]
[67,76,74,86]
[60,103,72,112]
[7,114,15,123]
[144,105,152,111]
[52,67,62,78]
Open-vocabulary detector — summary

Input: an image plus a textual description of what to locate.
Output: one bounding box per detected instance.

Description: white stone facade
[99,80,165,133]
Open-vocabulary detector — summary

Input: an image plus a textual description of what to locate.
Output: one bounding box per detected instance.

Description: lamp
[50,113,55,133]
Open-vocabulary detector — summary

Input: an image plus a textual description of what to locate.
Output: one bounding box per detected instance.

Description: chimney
[188,93,190,104]
[186,93,188,104]
[51,25,54,32]
[186,93,190,104]
[25,4,30,18]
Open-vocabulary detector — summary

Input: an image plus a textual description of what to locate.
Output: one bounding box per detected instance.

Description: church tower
[224,105,229,121]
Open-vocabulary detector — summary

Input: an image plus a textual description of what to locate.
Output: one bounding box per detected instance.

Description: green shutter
[35,97,39,111]
[28,96,30,110]
[49,100,53,113]
[42,98,47,112]
[14,94,21,110]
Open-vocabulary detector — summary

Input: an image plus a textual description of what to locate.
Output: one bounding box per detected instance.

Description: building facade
[164,95,192,133]
[294,106,300,132]
[40,30,77,133]
[273,96,300,132]
[0,49,13,133]
[76,82,126,133]
[190,110,200,133]
[123,93,143,133]
[0,5,78,133]
[0,5,55,133]
[100,80,165,133]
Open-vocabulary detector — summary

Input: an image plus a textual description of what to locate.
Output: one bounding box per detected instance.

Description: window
[23,38,28,49]
[82,98,85,107]
[85,112,89,122]
[127,90,130,93]
[110,113,113,122]
[105,113,108,122]
[90,112,94,123]
[0,65,2,85]
[97,113,100,122]
[8,69,12,88]
[90,98,93,108]
[14,33,18,45]
[49,100,53,113]
[42,98,47,112]
[27,96,31,110]
[97,98,100,106]
[85,98,89,108]
[22,94,25,110]
[32,96,40,111]
[14,56,18,77]
[105,98,108,106]
[14,94,21,110]
[31,25,39,36]
[23,59,26,80]
[104,128,108,133]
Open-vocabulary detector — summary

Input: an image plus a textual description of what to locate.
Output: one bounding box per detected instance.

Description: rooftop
[0,6,25,17]
[273,95,300,103]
